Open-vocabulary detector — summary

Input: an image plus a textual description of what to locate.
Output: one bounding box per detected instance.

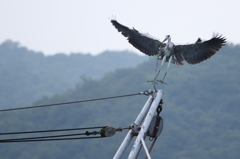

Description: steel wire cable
[0,126,107,135]
[0,92,143,112]
[0,136,105,143]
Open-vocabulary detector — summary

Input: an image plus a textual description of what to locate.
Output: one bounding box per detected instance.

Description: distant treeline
[0,40,147,109]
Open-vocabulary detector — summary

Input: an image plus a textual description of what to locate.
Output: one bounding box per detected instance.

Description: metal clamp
[140,90,155,96]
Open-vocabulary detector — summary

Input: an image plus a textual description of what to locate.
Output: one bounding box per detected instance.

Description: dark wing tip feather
[196,38,202,43]
[111,20,131,37]
[208,34,226,49]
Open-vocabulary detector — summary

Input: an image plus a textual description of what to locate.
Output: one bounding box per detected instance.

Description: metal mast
[113,89,164,159]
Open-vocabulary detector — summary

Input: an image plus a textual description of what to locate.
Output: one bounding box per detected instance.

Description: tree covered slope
[0,44,239,159]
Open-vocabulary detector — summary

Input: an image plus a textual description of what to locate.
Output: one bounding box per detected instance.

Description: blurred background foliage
[0,41,239,159]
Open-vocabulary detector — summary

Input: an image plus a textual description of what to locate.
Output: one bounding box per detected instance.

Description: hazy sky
[1,0,239,55]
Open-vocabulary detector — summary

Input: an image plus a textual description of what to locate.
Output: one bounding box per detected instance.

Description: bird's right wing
[111,20,165,56]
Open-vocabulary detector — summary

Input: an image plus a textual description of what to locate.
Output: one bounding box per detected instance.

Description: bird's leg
[153,55,166,82]
[148,55,166,89]
[159,55,172,84]
[155,56,159,77]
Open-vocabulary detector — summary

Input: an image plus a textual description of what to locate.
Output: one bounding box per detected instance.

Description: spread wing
[173,35,226,64]
[111,20,165,56]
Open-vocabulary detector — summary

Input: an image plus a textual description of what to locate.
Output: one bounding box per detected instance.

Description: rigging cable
[1,132,91,142]
[0,90,154,143]
[0,126,130,143]
[0,136,105,143]
[0,131,103,143]
[0,126,108,143]
[0,126,106,135]
[0,91,149,112]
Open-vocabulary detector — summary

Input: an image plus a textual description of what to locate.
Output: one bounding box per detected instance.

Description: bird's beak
[162,38,167,43]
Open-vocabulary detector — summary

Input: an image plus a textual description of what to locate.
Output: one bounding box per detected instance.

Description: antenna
[113,89,164,159]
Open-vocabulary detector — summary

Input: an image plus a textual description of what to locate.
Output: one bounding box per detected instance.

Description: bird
[111,19,226,84]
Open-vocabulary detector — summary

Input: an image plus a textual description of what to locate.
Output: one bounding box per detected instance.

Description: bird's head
[162,35,171,43]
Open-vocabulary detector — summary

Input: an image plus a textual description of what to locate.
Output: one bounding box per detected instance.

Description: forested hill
[0,40,147,108]
[0,44,239,159]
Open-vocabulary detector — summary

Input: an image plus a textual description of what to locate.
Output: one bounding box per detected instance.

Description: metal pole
[113,94,154,159]
[134,95,154,126]
[128,90,163,159]
[135,134,146,157]
[141,138,151,159]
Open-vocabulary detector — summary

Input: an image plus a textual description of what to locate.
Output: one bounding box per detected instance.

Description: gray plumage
[111,20,226,65]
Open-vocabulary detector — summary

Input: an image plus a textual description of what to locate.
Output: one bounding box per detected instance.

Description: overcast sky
[1,0,239,55]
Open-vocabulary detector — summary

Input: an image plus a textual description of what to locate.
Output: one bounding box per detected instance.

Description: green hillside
[0,44,239,159]
[0,40,147,109]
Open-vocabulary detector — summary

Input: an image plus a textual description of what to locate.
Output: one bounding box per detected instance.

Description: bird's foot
[157,80,167,85]
[147,80,158,91]
[147,80,158,84]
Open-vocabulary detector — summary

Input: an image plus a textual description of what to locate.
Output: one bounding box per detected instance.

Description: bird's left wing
[173,35,226,64]
[111,20,165,56]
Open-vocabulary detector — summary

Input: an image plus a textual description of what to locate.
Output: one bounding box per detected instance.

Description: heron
[111,19,226,84]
